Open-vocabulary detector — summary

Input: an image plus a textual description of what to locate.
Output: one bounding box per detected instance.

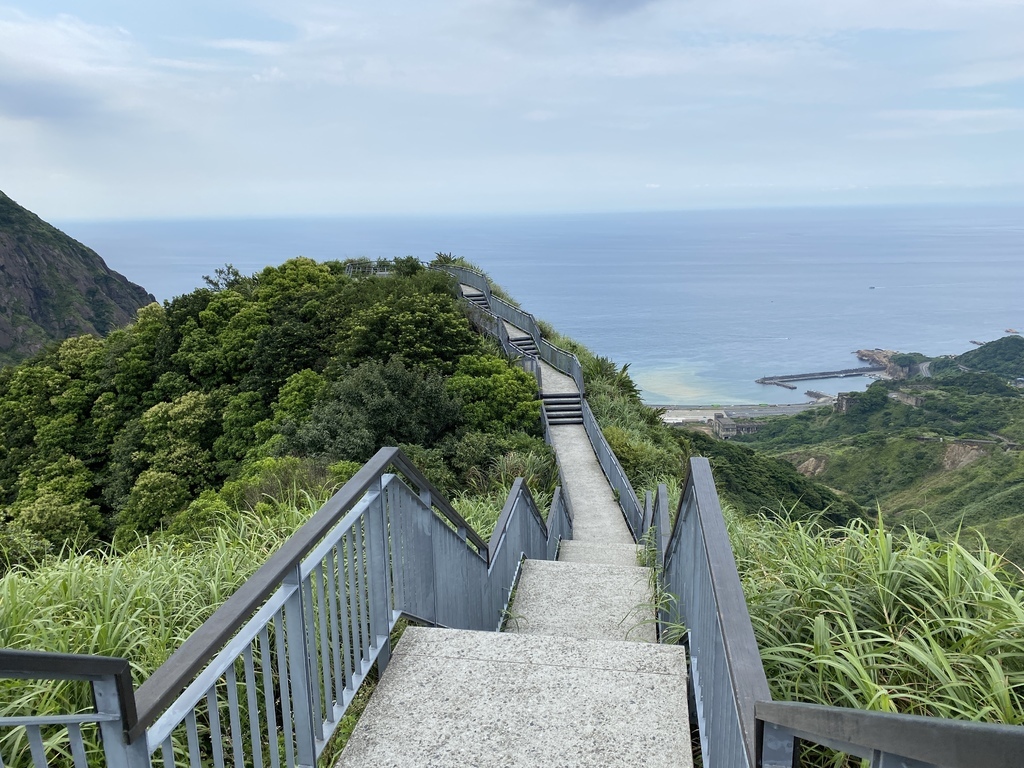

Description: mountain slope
[0,190,154,365]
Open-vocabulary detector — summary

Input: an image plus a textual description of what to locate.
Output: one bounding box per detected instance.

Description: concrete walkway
[337,303,692,767]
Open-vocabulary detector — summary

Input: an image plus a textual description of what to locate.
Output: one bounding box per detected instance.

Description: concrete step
[337,627,692,768]
[506,560,656,643]
[558,540,642,567]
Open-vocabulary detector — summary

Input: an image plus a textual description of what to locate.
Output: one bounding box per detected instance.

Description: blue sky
[2,0,1023,219]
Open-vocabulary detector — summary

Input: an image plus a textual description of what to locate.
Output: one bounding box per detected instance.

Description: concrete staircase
[462,288,490,310]
[338,320,692,768]
[542,392,584,425]
[508,333,539,357]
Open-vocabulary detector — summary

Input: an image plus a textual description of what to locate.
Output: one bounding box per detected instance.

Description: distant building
[712,413,759,439]
[888,391,924,408]
[835,393,855,413]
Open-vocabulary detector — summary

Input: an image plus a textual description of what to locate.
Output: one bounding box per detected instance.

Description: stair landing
[506,559,656,643]
[336,627,691,768]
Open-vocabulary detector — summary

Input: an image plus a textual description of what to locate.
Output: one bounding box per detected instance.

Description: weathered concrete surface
[538,359,578,395]
[558,540,641,567]
[506,559,656,643]
[548,424,633,545]
[337,627,691,768]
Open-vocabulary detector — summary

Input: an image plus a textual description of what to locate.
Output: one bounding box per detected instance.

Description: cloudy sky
[2,0,1023,219]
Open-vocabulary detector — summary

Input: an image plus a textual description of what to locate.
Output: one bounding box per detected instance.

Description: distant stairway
[462,288,490,310]
[508,333,539,357]
[542,393,583,425]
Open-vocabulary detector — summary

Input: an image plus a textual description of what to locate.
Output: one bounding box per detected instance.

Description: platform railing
[661,457,775,768]
[581,399,644,538]
[757,700,1024,768]
[0,447,569,768]
[435,265,664,541]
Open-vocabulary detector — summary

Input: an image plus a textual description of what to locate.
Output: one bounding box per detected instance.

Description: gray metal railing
[0,447,569,768]
[581,399,644,539]
[661,457,773,768]
[435,263,492,306]
[757,701,1024,768]
[434,265,664,546]
[438,261,1024,767]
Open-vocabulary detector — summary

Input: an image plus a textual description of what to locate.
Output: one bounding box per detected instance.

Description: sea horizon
[58,203,1024,407]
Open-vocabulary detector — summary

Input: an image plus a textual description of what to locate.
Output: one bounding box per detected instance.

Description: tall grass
[0,502,312,688]
[729,508,1024,725]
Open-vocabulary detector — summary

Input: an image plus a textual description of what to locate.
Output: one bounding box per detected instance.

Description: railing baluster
[206,687,226,768]
[185,709,202,768]
[341,532,357,695]
[26,725,46,766]
[300,575,324,741]
[272,611,295,768]
[243,645,264,768]
[365,486,393,673]
[160,736,175,767]
[344,536,360,692]
[283,569,316,767]
[257,627,281,768]
[326,545,344,706]
[353,521,371,667]
[225,665,245,768]
[314,564,333,723]
[67,724,88,768]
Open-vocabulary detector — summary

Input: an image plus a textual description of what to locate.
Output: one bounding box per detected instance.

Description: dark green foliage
[339,290,482,373]
[951,335,1024,379]
[285,357,461,462]
[445,355,541,435]
[685,431,862,523]
[815,439,943,506]
[0,190,153,366]
[0,258,533,566]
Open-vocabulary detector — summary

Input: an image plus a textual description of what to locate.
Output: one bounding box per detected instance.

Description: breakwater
[756,366,886,389]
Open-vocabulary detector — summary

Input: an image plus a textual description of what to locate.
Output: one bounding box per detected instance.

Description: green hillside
[0,190,154,365]
[736,341,1024,564]
[0,258,549,569]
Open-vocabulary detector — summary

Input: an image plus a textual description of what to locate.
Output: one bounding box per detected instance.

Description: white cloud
[867,109,1024,138]
[0,1,1022,217]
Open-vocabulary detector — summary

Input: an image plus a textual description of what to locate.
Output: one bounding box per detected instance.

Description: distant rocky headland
[0,190,154,365]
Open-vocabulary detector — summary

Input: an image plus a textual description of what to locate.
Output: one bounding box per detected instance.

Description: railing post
[93,676,149,768]
[365,486,393,674]
[759,720,798,768]
[283,565,317,768]
[655,483,669,569]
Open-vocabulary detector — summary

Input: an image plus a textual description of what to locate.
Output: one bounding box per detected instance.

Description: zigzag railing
[439,264,644,534]
[439,263,1024,767]
[0,447,571,767]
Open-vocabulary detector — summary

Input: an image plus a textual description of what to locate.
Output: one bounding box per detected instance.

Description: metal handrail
[129,447,485,741]
[433,264,668,550]
[757,701,1024,768]
[581,399,644,538]
[661,457,772,768]
[1,446,568,768]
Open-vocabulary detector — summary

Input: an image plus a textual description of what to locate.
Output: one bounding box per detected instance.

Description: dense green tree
[339,291,481,373]
[445,355,540,434]
[287,357,461,462]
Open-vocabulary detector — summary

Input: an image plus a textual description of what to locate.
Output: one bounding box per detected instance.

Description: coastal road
[654,402,829,425]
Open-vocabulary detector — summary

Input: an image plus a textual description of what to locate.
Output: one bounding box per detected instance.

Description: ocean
[58,205,1024,406]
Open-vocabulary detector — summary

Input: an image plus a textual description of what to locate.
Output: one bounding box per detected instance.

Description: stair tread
[558,541,642,567]
[506,560,656,643]
[337,628,691,768]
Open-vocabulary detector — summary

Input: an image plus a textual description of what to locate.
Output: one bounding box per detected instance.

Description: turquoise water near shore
[60,205,1024,405]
